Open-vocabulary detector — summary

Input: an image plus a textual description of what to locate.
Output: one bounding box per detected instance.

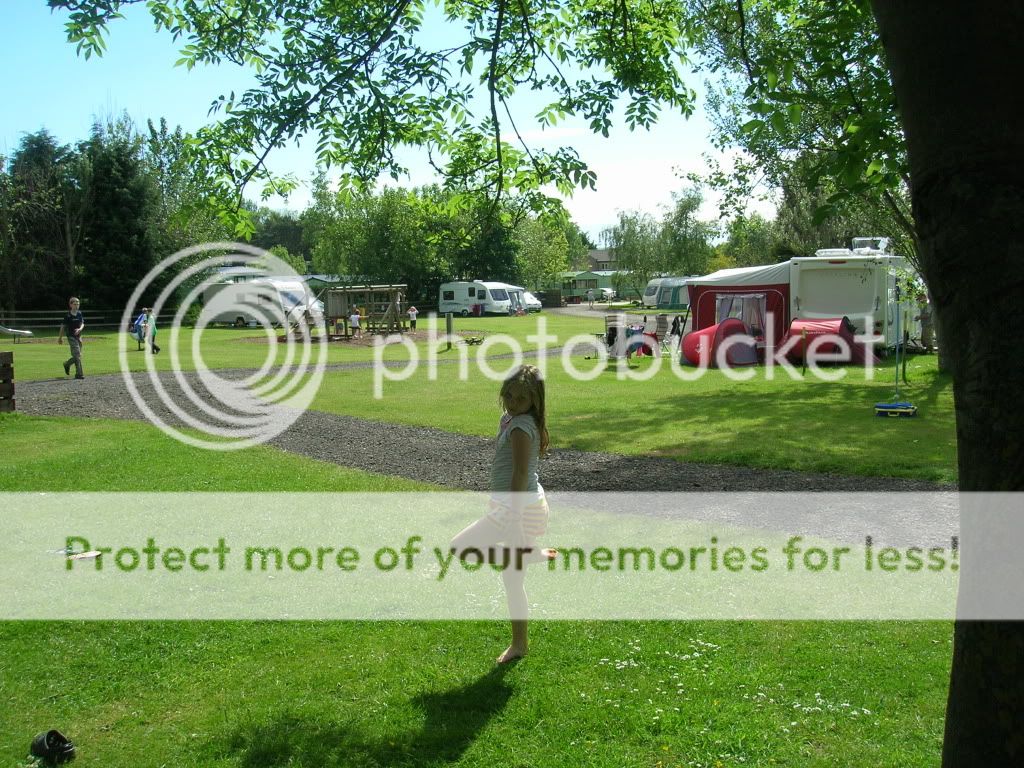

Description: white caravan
[789,239,918,347]
[438,281,515,315]
[642,277,667,308]
[502,283,528,313]
[202,278,322,327]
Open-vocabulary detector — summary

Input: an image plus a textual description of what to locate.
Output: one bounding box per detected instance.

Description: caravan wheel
[234,316,246,327]
[460,309,469,317]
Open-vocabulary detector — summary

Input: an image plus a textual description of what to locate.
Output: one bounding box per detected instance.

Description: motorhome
[202,278,322,327]
[438,281,515,315]
[790,239,918,347]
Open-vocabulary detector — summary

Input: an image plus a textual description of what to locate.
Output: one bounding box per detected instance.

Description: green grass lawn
[0,414,434,492]
[1,314,599,382]
[1,317,957,765]
[5,312,957,482]
[314,352,957,483]
[1,620,950,768]
[3,327,389,381]
[1,413,954,767]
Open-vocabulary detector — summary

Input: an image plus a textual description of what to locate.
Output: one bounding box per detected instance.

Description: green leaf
[811,203,835,226]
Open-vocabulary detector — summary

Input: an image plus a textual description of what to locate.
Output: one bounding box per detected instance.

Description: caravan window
[468,287,476,297]
[644,283,660,297]
[280,290,305,309]
[488,288,509,301]
[716,293,767,336]
[442,290,454,301]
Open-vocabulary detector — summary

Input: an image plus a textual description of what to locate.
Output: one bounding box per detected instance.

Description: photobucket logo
[118,243,327,450]
[371,312,879,396]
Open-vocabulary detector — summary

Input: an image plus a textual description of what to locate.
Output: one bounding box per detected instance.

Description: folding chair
[596,313,628,359]
[654,314,673,356]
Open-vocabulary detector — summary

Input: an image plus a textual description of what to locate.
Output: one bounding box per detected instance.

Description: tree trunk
[933,303,948,373]
[871,2,1024,765]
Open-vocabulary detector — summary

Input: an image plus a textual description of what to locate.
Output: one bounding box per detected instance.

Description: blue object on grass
[874,402,918,417]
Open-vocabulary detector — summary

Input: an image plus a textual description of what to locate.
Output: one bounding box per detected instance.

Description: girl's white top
[489,413,543,498]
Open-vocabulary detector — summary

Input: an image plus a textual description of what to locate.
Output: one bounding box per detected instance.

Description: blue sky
[2,2,770,240]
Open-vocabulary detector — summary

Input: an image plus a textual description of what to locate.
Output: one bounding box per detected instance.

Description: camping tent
[686,262,791,349]
[786,317,880,365]
[681,318,758,367]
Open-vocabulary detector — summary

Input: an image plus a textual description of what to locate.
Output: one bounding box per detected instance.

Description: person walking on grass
[450,364,556,664]
[407,305,418,331]
[146,306,161,354]
[57,296,85,379]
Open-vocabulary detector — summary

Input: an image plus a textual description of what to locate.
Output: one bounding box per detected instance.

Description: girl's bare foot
[518,547,558,565]
[497,645,527,664]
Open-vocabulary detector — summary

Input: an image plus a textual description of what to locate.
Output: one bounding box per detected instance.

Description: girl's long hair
[499,365,550,457]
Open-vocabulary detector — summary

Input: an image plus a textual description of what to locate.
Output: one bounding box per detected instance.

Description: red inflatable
[681,318,758,367]
[786,317,879,365]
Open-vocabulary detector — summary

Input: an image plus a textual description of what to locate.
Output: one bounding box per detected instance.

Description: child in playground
[449,364,556,663]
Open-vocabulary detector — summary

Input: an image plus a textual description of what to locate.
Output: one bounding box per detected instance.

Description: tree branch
[231,0,412,206]
[734,0,755,85]
[881,186,919,252]
[488,0,507,205]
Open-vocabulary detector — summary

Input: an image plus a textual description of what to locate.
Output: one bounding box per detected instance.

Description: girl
[450,364,555,663]
[349,307,362,339]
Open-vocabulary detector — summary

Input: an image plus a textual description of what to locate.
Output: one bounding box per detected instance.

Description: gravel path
[17,369,951,492]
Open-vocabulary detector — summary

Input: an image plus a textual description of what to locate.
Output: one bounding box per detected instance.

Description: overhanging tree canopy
[51,0,697,233]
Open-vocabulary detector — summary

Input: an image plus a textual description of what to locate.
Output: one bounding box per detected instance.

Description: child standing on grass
[349,307,362,339]
[450,364,555,664]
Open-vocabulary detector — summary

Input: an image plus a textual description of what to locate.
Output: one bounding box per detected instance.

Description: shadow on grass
[224,665,515,767]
